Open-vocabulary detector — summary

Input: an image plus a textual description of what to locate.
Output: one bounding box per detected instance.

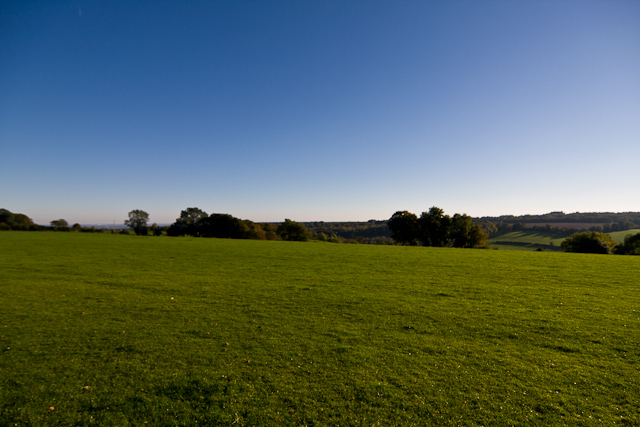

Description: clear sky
[1,1,639,225]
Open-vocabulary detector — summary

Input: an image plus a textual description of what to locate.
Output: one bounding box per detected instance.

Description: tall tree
[125,210,150,235]
[174,207,208,236]
[418,207,451,247]
[388,211,419,245]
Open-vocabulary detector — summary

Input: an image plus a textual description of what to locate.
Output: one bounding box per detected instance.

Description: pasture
[487,231,567,251]
[609,229,640,244]
[1,232,639,426]
[487,229,640,252]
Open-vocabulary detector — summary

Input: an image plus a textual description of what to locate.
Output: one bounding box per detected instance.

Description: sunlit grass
[488,230,567,251]
[1,232,639,425]
[609,229,640,244]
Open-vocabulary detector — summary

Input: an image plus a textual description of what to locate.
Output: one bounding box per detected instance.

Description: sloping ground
[488,229,640,251]
[524,222,609,229]
[608,229,640,244]
[488,230,570,251]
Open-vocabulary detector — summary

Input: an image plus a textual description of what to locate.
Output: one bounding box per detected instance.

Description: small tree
[561,231,617,254]
[125,210,150,235]
[50,219,69,231]
[150,223,162,236]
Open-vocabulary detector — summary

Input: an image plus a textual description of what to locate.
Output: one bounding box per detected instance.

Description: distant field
[524,223,607,229]
[1,232,639,426]
[488,229,640,251]
[609,229,640,244]
[487,230,568,251]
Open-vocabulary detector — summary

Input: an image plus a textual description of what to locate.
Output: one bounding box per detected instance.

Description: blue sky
[1,1,639,225]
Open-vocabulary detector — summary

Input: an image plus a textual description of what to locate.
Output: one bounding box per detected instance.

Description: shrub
[277,219,310,242]
[561,231,617,254]
[615,232,640,255]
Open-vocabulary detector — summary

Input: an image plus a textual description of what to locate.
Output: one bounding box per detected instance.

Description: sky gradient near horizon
[1,1,639,225]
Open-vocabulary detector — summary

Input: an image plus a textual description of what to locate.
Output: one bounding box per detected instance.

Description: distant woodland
[2,208,639,254]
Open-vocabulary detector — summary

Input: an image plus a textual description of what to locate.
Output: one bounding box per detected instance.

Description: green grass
[488,229,640,251]
[609,229,640,244]
[1,232,639,426]
[487,230,568,251]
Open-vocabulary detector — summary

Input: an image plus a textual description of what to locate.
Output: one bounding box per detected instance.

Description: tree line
[478,211,640,230]
[149,208,311,242]
[387,207,489,248]
[3,207,639,255]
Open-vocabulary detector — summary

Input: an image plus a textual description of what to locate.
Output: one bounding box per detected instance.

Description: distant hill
[301,220,393,244]
[478,211,640,228]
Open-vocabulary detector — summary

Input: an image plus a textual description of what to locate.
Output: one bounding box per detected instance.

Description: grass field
[487,231,567,251]
[609,229,640,244]
[1,232,639,426]
[487,229,640,251]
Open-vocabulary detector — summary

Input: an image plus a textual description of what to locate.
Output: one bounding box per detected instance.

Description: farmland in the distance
[1,231,639,426]
[487,229,640,252]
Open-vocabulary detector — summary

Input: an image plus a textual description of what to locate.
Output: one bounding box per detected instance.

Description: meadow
[487,230,566,251]
[487,229,640,252]
[1,232,639,426]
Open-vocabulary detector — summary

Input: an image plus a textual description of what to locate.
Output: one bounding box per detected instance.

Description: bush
[561,231,617,254]
[615,232,640,255]
[277,219,310,242]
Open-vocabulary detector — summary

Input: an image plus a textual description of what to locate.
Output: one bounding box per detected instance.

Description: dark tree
[0,209,36,230]
[418,207,451,247]
[615,232,640,255]
[170,207,208,236]
[199,213,249,239]
[388,211,419,245]
[150,223,162,236]
[450,214,489,248]
[277,219,310,242]
[561,231,617,254]
[125,210,150,235]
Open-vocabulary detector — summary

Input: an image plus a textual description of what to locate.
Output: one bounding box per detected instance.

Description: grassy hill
[487,230,568,251]
[488,229,640,251]
[608,229,640,244]
[1,232,639,425]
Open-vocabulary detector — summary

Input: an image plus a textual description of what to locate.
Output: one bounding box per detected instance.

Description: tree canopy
[0,209,36,230]
[388,211,419,245]
[277,219,310,242]
[388,207,488,249]
[125,210,150,235]
[169,207,208,236]
[418,207,451,247]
